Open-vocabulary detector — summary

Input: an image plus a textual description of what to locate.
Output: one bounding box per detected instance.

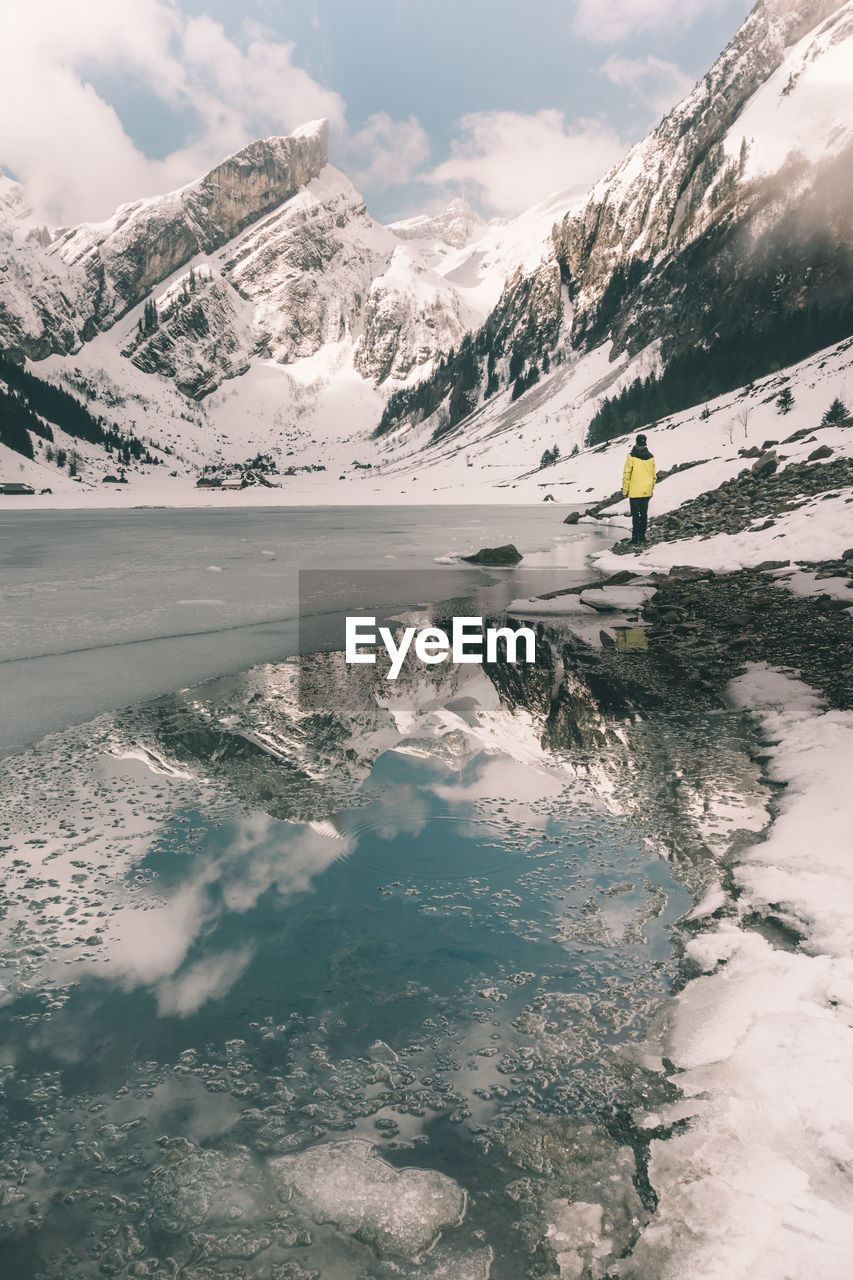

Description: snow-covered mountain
[376,0,853,468]
[1,109,565,488]
[1,0,853,498]
[558,0,853,355]
[0,121,471,386]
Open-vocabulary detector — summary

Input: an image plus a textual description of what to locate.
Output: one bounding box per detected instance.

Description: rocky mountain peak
[48,120,331,328]
[553,0,851,340]
[187,120,330,250]
[0,121,333,360]
[390,199,486,250]
[0,175,51,248]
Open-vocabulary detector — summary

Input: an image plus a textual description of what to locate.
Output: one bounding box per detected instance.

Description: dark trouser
[629,496,650,544]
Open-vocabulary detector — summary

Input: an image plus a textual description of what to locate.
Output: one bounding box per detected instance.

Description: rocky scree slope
[609,426,853,550]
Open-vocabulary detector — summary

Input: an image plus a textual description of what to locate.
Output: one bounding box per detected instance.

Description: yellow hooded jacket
[622,449,656,498]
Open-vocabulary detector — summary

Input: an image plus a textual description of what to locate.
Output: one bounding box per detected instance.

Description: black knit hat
[636,433,647,445]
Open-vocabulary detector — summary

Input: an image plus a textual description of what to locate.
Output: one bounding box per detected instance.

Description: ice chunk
[408,1242,493,1278]
[270,1139,466,1258]
[503,1116,645,1277]
[369,1039,399,1065]
[546,1201,611,1279]
[148,1138,264,1232]
[579,586,654,613]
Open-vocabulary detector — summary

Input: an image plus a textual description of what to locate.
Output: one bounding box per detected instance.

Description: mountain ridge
[374,0,853,457]
[2,0,852,497]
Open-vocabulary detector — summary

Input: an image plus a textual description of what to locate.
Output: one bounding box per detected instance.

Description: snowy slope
[615,667,853,1280]
[2,0,853,504]
[724,1,853,179]
[373,0,853,473]
[556,0,850,302]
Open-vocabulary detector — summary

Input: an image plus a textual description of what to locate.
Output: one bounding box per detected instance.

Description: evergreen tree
[0,392,35,458]
[738,136,748,175]
[586,298,853,447]
[142,298,159,334]
[821,396,849,424]
[776,386,794,414]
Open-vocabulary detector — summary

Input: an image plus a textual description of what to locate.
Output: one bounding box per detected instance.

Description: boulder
[462,544,523,565]
[668,565,715,581]
[808,444,833,461]
[752,450,778,476]
[563,510,581,524]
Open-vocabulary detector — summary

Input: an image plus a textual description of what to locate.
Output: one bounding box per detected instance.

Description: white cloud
[156,945,254,1017]
[575,0,724,43]
[0,0,346,224]
[344,112,431,193]
[100,883,210,987]
[601,55,694,118]
[427,110,625,217]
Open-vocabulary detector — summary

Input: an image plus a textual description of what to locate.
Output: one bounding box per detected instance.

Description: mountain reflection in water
[0,637,769,1279]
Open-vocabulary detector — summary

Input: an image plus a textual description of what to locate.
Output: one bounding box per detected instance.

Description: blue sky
[1,0,752,226]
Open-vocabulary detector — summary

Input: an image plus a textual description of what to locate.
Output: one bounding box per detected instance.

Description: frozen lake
[0,509,771,1278]
[0,637,708,1279]
[0,506,614,757]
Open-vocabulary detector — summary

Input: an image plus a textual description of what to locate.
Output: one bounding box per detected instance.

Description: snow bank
[621,664,853,1278]
[593,488,853,577]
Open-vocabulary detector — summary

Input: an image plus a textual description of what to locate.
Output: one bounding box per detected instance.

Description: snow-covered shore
[618,664,853,1278]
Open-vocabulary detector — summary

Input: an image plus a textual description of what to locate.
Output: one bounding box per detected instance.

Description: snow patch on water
[270,1140,466,1259]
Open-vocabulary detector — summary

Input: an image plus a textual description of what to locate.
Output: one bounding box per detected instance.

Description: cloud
[0,0,345,224]
[575,0,725,43]
[156,945,254,1017]
[343,112,431,193]
[100,883,211,987]
[427,110,625,217]
[601,55,694,118]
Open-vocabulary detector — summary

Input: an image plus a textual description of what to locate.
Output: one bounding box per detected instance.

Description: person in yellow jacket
[622,433,656,545]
